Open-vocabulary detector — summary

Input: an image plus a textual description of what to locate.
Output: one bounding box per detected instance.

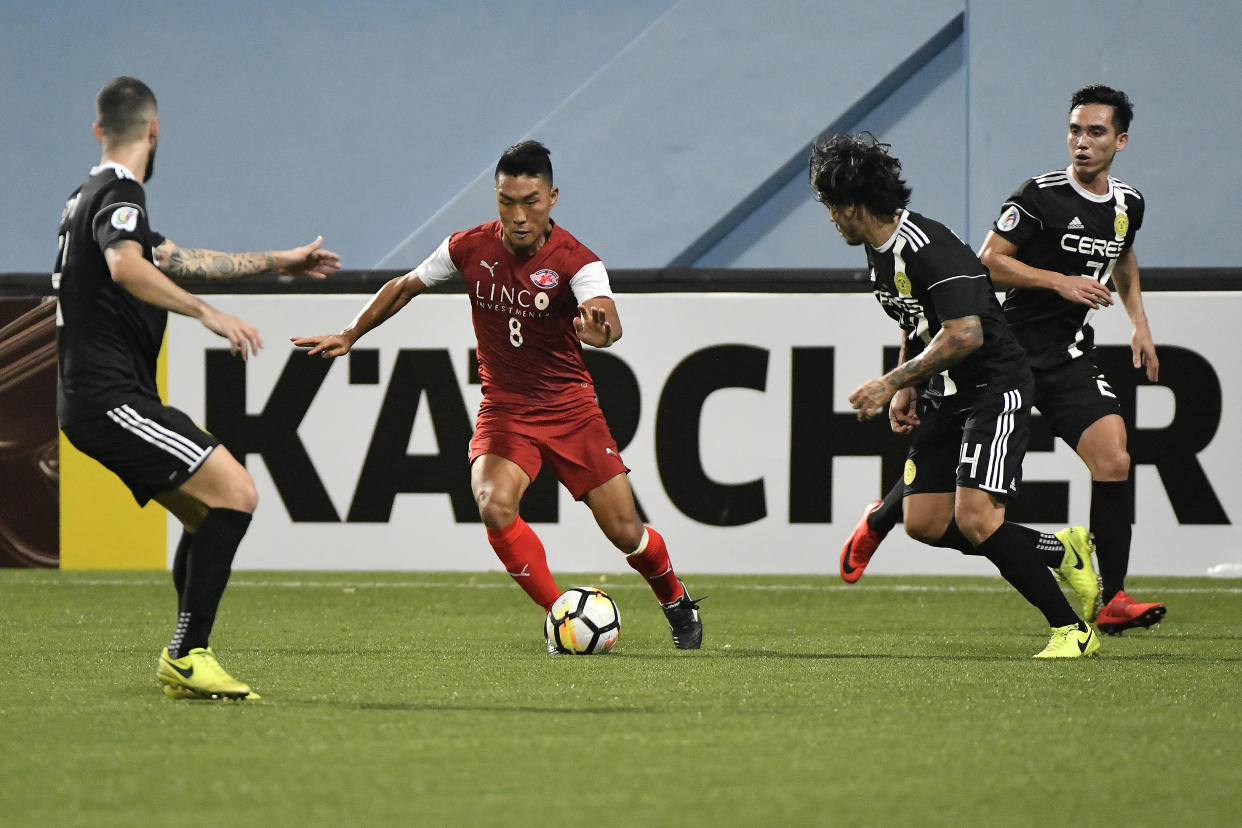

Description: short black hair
[1070,84,1134,134]
[808,131,912,217]
[95,76,157,139]
[495,140,553,186]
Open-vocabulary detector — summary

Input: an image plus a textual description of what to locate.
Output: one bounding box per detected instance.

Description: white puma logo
[481,260,499,278]
[605,447,617,456]
[507,564,531,578]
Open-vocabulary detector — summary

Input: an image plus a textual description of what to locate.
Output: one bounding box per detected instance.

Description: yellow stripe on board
[59,335,168,570]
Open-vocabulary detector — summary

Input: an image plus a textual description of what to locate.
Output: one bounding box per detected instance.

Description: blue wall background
[3,0,1237,274]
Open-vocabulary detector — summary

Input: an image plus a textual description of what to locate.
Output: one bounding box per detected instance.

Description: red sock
[625,526,683,604]
[487,517,560,611]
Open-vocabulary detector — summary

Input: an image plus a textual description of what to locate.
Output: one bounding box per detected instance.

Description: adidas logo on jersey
[1068,216,1085,229]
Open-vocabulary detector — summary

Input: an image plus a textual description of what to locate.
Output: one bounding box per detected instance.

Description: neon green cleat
[157,647,260,700]
[1053,526,1101,622]
[1033,623,1101,658]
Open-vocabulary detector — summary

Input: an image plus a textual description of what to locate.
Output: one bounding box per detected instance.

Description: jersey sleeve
[412,235,459,286]
[1119,185,1145,247]
[91,179,154,252]
[914,242,993,322]
[569,260,612,304]
[992,180,1043,249]
[925,272,994,322]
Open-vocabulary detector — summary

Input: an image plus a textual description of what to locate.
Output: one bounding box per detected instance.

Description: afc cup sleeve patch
[110,206,140,232]
[904,459,917,485]
[996,204,1020,232]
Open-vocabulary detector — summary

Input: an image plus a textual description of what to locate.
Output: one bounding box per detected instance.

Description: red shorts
[469,395,629,500]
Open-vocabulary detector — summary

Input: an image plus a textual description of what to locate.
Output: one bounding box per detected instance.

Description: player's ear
[548,185,559,207]
[1115,131,1128,152]
[149,115,159,141]
[92,122,103,144]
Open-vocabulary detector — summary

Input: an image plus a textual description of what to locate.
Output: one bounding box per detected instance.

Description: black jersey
[992,166,1144,369]
[53,163,167,424]
[866,210,1030,400]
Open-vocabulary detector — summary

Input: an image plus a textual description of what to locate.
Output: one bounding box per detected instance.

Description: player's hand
[290,333,352,358]
[1056,274,1112,308]
[889,387,920,434]
[574,304,613,347]
[200,307,263,359]
[1132,324,1159,381]
[849,377,895,421]
[275,236,341,279]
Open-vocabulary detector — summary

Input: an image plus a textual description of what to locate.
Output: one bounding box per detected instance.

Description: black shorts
[61,397,220,506]
[1032,355,1123,449]
[903,379,1034,499]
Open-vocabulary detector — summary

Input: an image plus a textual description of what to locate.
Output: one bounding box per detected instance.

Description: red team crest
[530,269,559,289]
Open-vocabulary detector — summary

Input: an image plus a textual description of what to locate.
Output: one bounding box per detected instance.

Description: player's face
[1067,103,1128,184]
[495,173,558,254]
[825,203,866,246]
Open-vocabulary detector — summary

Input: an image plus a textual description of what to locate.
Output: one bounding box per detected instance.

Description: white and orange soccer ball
[544,587,621,654]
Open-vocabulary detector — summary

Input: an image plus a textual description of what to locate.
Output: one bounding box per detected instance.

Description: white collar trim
[90,161,138,180]
[1065,165,1113,203]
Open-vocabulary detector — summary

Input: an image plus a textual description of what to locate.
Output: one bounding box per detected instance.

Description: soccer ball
[545,586,621,654]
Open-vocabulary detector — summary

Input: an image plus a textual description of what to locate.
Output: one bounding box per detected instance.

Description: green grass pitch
[2,570,1239,827]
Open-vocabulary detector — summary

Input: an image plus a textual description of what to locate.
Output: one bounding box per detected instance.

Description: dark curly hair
[1070,84,1134,134]
[808,132,911,217]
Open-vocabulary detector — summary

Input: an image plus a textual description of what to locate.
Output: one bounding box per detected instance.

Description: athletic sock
[487,516,561,611]
[1003,522,1067,569]
[625,526,682,604]
[1091,480,1132,603]
[932,519,975,554]
[171,529,192,603]
[168,508,251,658]
[868,478,905,536]
[974,522,1079,628]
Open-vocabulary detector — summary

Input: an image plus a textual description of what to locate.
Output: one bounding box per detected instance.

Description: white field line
[5,577,1241,595]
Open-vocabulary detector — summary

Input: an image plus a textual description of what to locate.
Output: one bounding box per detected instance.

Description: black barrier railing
[0,267,1238,297]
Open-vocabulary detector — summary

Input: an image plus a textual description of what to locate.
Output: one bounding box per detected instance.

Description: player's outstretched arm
[979,231,1112,309]
[292,271,428,358]
[155,235,341,280]
[1111,247,1158,381]
[106,240,263,359]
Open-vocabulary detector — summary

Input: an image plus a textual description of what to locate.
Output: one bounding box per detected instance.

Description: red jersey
[415,220,613,406]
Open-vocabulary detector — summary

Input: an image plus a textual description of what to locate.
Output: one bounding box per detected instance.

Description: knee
[1092,450,1131,482]
[229,473,259,514]
[953,510,997,547]
[904,518,944,546]
[475,484,519,530]
[604,516,645,553]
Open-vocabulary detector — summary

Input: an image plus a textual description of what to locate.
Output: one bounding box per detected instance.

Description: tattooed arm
[849,316,982,420]
[154,235,340,280]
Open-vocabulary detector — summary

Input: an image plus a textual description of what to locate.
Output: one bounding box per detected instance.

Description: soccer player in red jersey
[293,141,702,649]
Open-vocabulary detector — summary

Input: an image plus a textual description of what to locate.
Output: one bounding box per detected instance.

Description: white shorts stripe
[984,389,1020,492]
[119,404,208,460]
[107,405,209,470]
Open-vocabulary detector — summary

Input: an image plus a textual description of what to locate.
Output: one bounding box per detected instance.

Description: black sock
[172,529,192,603]
[868,477,905,536]
[932,519,974,554]
[168,508,252,658]
[1003,523,1067,569]
[974,522,1079,628]
[1091,480,1132,603]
